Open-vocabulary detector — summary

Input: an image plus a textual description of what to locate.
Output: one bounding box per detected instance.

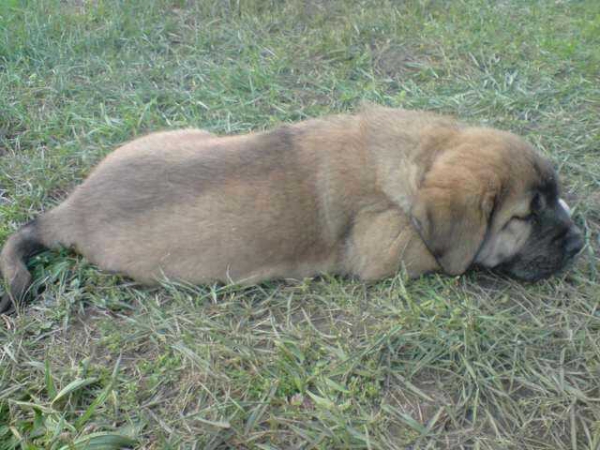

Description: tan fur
[0,107,562,303]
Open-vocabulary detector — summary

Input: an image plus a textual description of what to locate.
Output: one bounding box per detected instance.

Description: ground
[1,0,599,449]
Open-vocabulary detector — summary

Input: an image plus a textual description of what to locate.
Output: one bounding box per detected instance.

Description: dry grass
[1,0,599,448]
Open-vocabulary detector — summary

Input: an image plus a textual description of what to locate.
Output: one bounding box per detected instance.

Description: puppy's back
[30,122,360,285]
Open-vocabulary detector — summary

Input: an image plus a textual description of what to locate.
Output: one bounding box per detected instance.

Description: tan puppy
[0,107,583,312]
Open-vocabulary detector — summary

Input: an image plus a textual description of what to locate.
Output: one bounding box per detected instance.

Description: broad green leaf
[45,358,57,399]
[58,432,136,450]
[52,378,98,404]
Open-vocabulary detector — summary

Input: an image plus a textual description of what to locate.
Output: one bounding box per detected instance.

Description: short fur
[0,107,583,312]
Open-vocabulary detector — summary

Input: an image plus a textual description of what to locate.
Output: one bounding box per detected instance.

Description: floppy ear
[410,163,498,276]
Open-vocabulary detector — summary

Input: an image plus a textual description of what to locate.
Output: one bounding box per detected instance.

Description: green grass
[1,0,599,448]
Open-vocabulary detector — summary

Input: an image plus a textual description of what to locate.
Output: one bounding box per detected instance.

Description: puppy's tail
[0,219,48,314]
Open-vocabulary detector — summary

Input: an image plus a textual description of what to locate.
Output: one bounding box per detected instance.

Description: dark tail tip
[0,294,15,315]
[0,219,46,314]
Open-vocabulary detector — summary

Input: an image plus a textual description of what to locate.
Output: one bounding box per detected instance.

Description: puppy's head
[411,127,583,281]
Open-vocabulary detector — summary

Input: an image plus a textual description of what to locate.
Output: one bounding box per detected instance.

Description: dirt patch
[46,182,76,204]
[384,376,452,424]
[61,0,97,15]
[370,41,435,79]
[382,375,458,448]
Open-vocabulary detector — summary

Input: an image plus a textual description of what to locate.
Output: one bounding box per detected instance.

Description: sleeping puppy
[0,107,583,313]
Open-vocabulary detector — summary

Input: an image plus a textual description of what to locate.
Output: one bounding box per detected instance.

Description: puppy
[0,107,583,312]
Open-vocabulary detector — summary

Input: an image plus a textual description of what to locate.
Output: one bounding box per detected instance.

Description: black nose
[564,227,584,258]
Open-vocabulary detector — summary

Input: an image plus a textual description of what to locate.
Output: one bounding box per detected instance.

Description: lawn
[1,0,599,448]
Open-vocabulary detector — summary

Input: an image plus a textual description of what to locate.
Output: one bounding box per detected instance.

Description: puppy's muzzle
[559,199,583,260]
[564,227,584,259]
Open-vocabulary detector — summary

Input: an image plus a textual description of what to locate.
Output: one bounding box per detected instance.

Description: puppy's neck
[360,109,461,214]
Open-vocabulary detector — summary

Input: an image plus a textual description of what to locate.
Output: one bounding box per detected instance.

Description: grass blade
[45,357,57,399]
[75,355,122,430]
[58,432,137,450]
[52,378,98,405]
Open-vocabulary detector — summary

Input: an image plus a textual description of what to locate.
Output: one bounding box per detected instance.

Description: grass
[1,0,599,448]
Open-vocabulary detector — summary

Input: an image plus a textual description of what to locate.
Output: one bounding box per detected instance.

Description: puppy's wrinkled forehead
[456,127,560,216]
[491,133,560,219]
[533,154,559,192]
[508,139,558,199]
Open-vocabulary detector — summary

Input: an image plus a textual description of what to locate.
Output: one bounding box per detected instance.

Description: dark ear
[411,170,497,276]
